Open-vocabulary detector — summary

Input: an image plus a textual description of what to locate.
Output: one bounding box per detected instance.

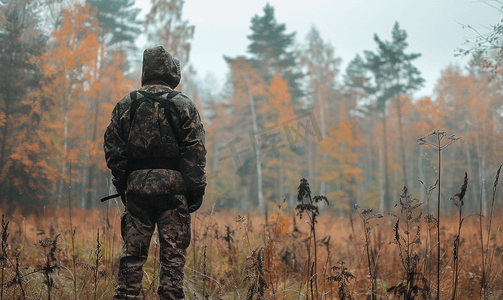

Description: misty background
[0,0,502,216]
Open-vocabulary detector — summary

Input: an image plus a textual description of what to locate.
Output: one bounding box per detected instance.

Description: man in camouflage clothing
[104,46,206,300]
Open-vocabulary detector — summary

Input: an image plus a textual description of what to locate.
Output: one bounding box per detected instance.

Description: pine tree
[84,0,141,207]
[86,0,142,51]
[344,54,374,102]
[247,3,302,102]
[360,22,423,212]
[368,22,424,190]
[0,0,53,208]
[0,0,46,169]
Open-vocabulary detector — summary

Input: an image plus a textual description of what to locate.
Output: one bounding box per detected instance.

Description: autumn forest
[0,0,500,215]
[2,0,503,298]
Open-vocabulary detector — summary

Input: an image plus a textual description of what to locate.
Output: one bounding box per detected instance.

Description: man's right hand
[188,195,203,213]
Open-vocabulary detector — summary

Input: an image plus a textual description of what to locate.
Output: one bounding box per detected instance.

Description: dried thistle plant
[94,228,103,300]
[449,171,470,300]
[236,215,252,254]
[327,261,355,300]
[482,164,503,299]
[388,186,428,299]
[4,252,26,298]
[244,247,268,300]
[419,179,438,284]
[39,234,61,300]
[295,178,329,300]
[354,205,383,300]
[417,129,460,300]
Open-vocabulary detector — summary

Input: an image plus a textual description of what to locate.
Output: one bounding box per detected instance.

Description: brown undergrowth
[0,195,502,299]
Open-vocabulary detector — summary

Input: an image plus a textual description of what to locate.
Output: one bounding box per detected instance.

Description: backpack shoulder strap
[133,90,182,145]
[163,90,181,143]
[129,90,146,128]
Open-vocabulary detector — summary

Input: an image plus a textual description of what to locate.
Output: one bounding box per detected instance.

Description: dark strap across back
[128,89,182,174]
[129,89,181,144]
[129,158,180,172]
[101,89,182,203]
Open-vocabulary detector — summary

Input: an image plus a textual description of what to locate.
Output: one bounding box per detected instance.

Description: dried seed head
[297,178,311,203]
[451,172,468,209]
[313,195,329,205]
[448,134,461,141]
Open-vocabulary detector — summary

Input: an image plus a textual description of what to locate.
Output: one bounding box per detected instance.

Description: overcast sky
[136,0,501,98]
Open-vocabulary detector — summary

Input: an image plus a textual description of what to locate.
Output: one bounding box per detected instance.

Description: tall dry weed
[1,214,8,300]
[418,129,460,299]
[296,178,328,300]
[327,261,354,300]
[388,186,429,299]
[481,164,503,299]
[449,171,469,300]
[353,205,383,299]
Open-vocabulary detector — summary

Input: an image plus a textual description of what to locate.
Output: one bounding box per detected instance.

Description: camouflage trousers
[114,194,191,300]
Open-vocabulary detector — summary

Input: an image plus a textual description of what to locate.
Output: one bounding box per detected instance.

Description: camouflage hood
[141,46,181,88]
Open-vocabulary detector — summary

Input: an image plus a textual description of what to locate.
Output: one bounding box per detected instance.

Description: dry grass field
[1,188,503,299]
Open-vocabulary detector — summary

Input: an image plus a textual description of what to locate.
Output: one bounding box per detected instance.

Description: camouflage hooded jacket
[104,46,206,198]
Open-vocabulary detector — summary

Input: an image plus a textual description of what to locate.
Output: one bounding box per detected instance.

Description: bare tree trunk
[80,103,91,208]
[91,171,101,207]
[382,109,391,212]
[57,86,73,206]
[308,139,314,180]
[318,91,328,196]
[366,128,373,186]
[85,98,101,208]
[378,139,384,214]
[247,90,264,213]
[210,141,221,188]
[395,74,408,189]
[407,144,414,192]
[476,145,488,216]
[476,135,487,216]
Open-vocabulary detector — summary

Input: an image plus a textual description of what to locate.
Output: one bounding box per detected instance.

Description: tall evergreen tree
[0,0,49,207]
[247,3,302,102]
[86,0,142,52]
[344,54,373,98]
[0,0,46,169]
[369,22,424,190]
[83,0,141,207]
[361,22,424,212]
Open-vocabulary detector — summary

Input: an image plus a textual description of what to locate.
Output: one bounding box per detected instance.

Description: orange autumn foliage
[319,120,363,209]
